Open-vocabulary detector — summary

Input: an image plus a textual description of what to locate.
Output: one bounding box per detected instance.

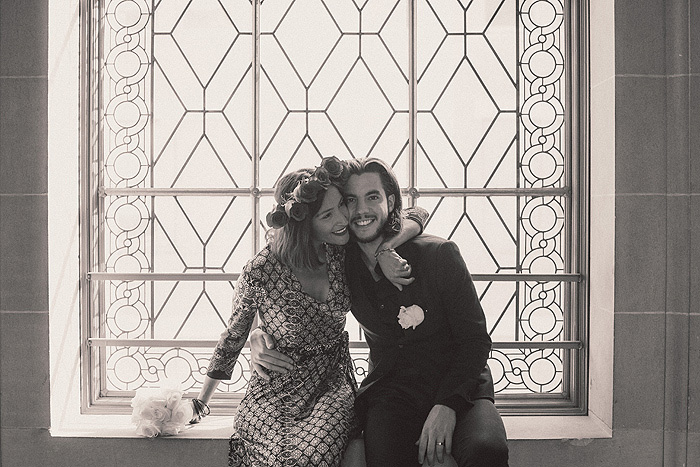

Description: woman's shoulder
[242,245,284,278]
[248,244,273,265]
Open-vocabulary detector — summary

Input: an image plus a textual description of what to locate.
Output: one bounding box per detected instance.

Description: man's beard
[353,228,383,244]
[350,216,387,244]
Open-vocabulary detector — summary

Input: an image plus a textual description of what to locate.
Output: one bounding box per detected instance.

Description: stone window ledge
[50,413,612,440]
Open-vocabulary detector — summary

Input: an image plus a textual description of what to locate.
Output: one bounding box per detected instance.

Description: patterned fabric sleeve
[207,260,260,380]
[401,206,429,234]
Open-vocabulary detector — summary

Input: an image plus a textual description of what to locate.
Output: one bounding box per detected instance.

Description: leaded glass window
[84,0,587,414]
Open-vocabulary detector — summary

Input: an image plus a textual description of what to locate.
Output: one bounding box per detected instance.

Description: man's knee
[460,434,509,467]
[452,400,509,467]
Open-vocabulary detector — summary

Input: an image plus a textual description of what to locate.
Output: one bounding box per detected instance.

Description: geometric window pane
[103,195,254,273]
[105,345,252,394]
[519,0,567,190]
[259,0,410,187]
[151,0,253,190]
[102,0,253,192]
[419,196,520,273]
[102,280,235,340]
[416,0,566,190]
[490,347,564,395]
[416,0,519,189]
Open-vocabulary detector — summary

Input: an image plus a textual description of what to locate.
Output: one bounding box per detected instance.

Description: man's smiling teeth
[355,219,373,226]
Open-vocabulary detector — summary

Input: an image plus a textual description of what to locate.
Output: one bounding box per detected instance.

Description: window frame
[51,0,615,440]
[78,0,590,417]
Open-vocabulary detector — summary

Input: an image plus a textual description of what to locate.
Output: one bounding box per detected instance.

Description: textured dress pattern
[207,244,357,467]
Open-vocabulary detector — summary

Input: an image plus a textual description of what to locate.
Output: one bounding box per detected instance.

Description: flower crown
[266,156,350,229]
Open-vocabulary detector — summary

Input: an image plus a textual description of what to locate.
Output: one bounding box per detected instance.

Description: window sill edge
[50,413,613,440]
[503,413,613,440]
[50,415,232,439]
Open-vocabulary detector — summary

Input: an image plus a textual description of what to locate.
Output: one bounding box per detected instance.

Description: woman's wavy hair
[267,169,328,270]
[345,157,403,237]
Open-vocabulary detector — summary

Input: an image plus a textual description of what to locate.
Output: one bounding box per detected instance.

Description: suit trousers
[362,390,509,467]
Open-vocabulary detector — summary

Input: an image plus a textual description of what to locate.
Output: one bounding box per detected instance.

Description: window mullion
[252,0,261,257]
[96,0,108,405]
[408,0,417,208]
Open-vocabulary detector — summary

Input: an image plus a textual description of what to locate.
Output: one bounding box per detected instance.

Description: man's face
[344,172,395,243]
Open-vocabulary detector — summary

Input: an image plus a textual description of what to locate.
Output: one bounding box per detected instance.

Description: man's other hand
[249,328,294,381]
[416,404,456,466]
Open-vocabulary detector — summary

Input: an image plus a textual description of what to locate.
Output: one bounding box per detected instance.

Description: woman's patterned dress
[207,243,358,467]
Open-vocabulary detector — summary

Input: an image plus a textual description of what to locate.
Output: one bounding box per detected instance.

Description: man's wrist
[374,246,394,259]
[403,210,427,235]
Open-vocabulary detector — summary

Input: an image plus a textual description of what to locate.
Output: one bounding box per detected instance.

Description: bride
[190,157,426,466]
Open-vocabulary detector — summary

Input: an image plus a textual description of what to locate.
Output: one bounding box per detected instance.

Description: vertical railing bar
[408,0,417,207]
[252,0,261,256]
[150,0,157,341]
[250,0,262,337]
[80,0,94,413]
[96,0,109,404]
[514,0,522,342]
[563,0,575,402]
[575,0,591,413]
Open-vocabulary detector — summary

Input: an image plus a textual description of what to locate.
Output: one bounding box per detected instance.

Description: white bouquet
[130,383,193,437]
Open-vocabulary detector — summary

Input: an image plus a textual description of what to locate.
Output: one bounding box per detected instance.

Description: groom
[252,158,508,467]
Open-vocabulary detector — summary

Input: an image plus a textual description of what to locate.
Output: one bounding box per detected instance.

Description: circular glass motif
[529,1,557,27]
[114,1,143,28]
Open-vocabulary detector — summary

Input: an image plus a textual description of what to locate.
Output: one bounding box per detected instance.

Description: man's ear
[387,193,395,213]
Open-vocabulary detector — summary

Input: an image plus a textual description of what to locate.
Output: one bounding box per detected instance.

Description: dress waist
[248,331,354,420]
[278,331,350,361]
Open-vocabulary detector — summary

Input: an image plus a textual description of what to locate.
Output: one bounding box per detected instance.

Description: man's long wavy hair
[267,168,328,270]
[345,157,403,238]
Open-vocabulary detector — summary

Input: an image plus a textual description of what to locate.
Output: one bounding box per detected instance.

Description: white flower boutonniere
[397,304,425,330]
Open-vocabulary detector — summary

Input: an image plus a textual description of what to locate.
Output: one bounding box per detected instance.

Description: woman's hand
[340,439,367,467]
[188,399,200,425]
[376,248,415,291]
[189,397,211,425]
[249,328,294,381]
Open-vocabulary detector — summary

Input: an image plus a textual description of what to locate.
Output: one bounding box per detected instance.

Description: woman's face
[311,185,350,246]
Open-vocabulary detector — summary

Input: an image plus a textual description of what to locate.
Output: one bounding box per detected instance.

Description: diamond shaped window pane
[171,0,238,84]
[270,0,341,87]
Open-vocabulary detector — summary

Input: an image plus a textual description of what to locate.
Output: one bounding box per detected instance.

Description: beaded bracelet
[374,247,395,259]
[189,398,210,424]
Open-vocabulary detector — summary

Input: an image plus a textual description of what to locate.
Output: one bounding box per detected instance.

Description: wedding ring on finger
[436,442,445,447]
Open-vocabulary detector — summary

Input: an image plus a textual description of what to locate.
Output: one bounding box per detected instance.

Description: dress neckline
[287,244,334,305]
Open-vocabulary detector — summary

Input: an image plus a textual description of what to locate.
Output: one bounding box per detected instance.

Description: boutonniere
[397,304,425,330]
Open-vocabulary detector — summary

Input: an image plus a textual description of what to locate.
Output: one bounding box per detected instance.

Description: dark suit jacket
[345,234,494,416]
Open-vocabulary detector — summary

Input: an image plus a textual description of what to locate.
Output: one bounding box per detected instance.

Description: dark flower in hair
[335,165,350,185]
[321,156,345,179]
[285,199,309,221]
[267,157,350,231]
[307,178,326,194]
[266,206,289,229]
[293,179,322,203]
[313,167,331,186]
